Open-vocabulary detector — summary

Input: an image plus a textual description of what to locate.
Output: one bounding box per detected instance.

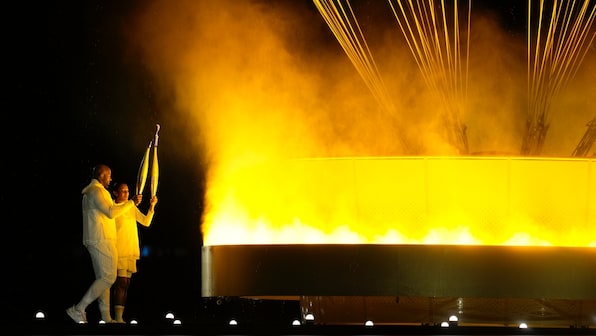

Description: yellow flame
[203,156,596,247]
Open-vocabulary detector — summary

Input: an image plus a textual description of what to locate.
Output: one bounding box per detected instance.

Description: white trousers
[78,240,117,319]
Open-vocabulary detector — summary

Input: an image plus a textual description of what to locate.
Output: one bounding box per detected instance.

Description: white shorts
[117,256,137,278]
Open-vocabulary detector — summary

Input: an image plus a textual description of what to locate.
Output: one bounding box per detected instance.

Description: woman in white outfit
[111,182,158,323]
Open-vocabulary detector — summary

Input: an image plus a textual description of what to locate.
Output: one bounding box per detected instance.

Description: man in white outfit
[67,164,142,324]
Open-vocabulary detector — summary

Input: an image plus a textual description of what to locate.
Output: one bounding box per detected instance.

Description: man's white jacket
[81,179,134,246]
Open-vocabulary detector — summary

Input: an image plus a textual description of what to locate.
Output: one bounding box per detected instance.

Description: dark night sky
[7,0,204,323]
[4,0,566,325]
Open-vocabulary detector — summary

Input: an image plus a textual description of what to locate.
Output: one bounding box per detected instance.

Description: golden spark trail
[388,0,471,154]
[551,1,595,95]
[313,0,410,152]
[522,0,595,155]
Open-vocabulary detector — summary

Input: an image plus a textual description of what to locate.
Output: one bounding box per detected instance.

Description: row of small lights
[34,310,530,329]
[34,310,182,325]
[226,312,315,327]
[439,315,526,329]
[230,313,531,329]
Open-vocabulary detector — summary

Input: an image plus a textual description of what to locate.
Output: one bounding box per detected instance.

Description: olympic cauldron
[202,156,596,327]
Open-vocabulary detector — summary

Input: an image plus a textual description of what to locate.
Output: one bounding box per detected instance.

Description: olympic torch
[150,124,160,197]
[136,140,152,195]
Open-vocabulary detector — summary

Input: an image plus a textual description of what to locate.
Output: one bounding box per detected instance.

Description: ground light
[228,318,238,326]
[519,322,528,329]
[292,319,301,326]
[364,320,374,327]
[34,311,45,319]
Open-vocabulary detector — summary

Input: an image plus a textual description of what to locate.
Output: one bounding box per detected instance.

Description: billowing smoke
[125,0,595,244]
[127,0,594,160]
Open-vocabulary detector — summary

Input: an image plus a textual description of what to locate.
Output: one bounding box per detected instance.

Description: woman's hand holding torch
[133,194,143,206]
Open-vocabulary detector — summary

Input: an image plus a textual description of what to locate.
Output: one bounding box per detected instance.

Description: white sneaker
[66,305,87,324]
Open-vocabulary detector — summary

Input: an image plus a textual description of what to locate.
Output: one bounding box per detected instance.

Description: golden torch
[136,140,152,195]
[150,124,160,197]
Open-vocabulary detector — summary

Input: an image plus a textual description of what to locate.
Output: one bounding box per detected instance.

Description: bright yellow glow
[126,1,596,248]
[203,156,596,247]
